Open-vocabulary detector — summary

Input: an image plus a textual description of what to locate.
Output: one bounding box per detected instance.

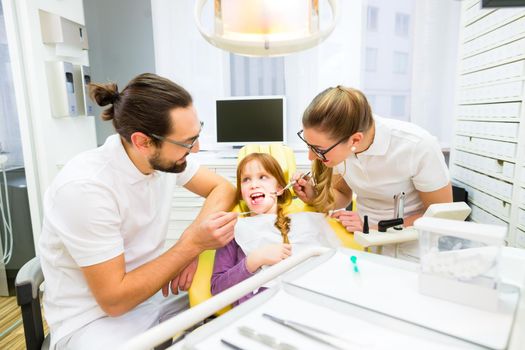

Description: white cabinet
[451,2,525,248]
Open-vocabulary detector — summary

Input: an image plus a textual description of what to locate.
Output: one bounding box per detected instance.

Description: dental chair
[188,144,362,311]
[15,256,49,350]
[15,258,173,350]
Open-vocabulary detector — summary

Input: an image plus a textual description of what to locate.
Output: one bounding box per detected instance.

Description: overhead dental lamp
[194,0,340,57]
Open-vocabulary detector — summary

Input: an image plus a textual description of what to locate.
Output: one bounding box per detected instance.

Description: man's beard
[149,150,188,173]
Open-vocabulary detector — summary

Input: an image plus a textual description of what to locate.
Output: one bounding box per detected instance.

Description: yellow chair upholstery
[188,144,362,310]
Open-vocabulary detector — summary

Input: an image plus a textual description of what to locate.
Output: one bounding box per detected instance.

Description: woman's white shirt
[234,212,339,257]
[335,115,449,226]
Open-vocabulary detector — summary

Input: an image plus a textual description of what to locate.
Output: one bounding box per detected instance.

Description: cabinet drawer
[173,187,202,198]
[463,14,525,56]
[170,207,201,220]
[208,165,235,184]
[455,136,517,159]
[454,150,514,179]
[164,239,177,251]
[463,2,493,26]
[455,180,511,218]
[517,228,525,248]
[166,227,184,240]
[456,120,519,139]
[171,198,204,209]
[452,165,513,200]
[459,80,523,103]
[462,37,525,72]
[168,219,193,232]
[469,202,508,227]
[460,60,525,87]
[519,208,525,227]
[457,102,521,120]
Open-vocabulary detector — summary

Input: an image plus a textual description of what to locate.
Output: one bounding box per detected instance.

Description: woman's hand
[330,210,363,233]
[292,172,316,204]
[246,243,292,273]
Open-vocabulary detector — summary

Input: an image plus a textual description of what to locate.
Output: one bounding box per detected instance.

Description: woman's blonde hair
[236,153,293,243]
[302,86,373,212]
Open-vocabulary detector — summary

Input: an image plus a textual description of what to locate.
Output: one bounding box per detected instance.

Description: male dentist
[39,73,238,349]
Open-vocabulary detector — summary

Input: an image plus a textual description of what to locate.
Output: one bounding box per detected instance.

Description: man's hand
[162,258,198,296]
[246,243,292,273]
[330,210,363,232]
[187,211,238,251]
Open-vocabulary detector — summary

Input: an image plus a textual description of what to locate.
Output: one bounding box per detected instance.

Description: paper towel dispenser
[45,61,78,117]
[39,10,88,50]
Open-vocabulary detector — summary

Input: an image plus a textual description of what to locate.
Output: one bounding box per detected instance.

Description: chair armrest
[15,256,43,303]
[15,256,46,350]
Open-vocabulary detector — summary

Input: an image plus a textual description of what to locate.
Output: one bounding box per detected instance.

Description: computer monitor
[216,96,286,145]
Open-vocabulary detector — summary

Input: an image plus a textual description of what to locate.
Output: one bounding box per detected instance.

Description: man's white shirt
[39,134,199,347]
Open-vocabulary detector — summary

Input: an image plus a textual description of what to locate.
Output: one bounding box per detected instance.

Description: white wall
[84,0,156,146]
[2,0,97,247]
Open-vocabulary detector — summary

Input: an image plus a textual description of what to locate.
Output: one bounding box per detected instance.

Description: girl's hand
[246,244,292,273]
[292,172,316,204]
[330,210,363,233]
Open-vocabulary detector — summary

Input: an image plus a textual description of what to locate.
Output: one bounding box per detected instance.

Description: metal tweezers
[262,313,350,350]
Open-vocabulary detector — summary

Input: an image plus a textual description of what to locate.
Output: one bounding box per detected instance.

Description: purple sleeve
[211,239,255,295]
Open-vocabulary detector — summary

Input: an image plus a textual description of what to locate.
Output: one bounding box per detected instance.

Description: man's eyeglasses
[297,129,346,161]
[150,121,204,150]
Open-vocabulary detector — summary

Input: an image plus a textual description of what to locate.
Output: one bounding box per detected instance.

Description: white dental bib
[234,212,340,258]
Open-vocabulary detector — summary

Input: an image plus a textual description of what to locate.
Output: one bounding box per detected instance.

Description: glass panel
[393,51,408,74]
[365,47,378,72]
[391,95,406,117]
[367,6,378,31]
[395,13,410,37]
[361,1,415,121]
[230,54,285,96]
[0,3,24,169]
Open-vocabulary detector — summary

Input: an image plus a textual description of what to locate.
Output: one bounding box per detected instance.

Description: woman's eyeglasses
[297,129,346,161]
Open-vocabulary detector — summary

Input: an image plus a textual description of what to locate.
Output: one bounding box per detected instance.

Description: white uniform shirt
[39,134,199,347]
[335,115,449,226]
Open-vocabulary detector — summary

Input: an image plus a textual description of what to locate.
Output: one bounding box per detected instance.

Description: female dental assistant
[293,86,452,234]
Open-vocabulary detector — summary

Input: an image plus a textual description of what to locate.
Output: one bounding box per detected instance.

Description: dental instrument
[393,192,406,230]
[238,211,255,216]
[262,313,350,350]
[271,171,311,197]
[327,207,345,216]
[221,339,247,350]
[238,326,297,350]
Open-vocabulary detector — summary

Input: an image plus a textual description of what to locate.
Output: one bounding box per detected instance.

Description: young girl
[211,153,339,305]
